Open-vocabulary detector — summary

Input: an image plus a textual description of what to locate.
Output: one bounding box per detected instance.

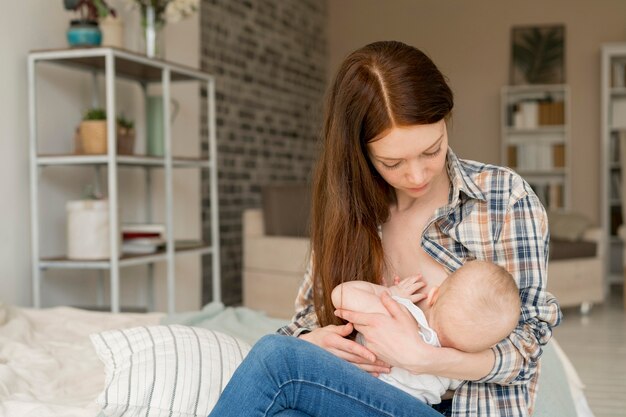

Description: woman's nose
[406,162,426,185]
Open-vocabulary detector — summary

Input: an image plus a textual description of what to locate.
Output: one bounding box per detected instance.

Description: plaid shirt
[277,148,562,417]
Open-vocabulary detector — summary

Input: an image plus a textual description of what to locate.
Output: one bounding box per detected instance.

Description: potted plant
[79,108,107,154]
[64,0,116,47]
[117,115,136,155]
[76,109,136,155]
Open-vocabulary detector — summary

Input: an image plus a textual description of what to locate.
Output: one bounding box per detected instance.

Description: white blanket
[0,304,162,417]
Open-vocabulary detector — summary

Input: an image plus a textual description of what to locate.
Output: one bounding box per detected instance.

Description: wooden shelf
[30,47,211,83]
[505,126,566,135]
[40,242,212,270]
[37,154,210,168]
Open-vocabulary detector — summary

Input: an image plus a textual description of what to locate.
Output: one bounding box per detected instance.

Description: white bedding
[0,302,594,417]
[0,304,162,417]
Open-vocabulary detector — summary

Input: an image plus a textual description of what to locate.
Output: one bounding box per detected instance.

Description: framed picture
[510,24,565,85]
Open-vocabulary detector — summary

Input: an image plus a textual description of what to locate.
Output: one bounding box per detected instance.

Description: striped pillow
[91,325,251,417]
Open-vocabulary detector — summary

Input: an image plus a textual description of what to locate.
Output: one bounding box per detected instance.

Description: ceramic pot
[117,127,135,155]
[67,19,102,47]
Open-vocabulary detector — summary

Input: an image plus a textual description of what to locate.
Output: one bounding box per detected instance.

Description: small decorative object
[510,24,565,85]
[67,186,116,260]
[117,114,136,155]
[64,0,117,47]
[100,15,124,48]
[146,96,179,156]
[129,0,200,58]
[79,108,107,154]
[76,108,136,155]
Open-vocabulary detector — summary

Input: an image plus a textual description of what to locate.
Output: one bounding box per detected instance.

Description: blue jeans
[208,334,445,417]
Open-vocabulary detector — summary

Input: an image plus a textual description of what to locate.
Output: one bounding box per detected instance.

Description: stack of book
[121,224,166,254]
[529,182,565,210]
[506,143,565,171]
[508,99,565,129]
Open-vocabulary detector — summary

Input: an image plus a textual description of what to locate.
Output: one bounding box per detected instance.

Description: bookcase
[500,84,570,211]
[601,43,626,287]
[28,47,221,313]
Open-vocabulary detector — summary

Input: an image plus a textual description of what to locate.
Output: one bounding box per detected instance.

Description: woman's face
[366,120,449,201]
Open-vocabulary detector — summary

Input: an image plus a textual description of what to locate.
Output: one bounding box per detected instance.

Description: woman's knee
[251,334,300,361]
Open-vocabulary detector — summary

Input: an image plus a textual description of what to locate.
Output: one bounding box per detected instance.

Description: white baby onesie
[365,296,461,405]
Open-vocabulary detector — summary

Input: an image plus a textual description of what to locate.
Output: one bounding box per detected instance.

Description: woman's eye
[382,161,402,169]
[424,147,442,158]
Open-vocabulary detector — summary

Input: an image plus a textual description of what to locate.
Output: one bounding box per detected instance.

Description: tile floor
[554,286,626,417]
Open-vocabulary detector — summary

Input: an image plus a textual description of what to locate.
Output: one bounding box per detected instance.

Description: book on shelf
[537,101,564,125]
[509,143,564,171]
[122,224,165,239]
[610,131,622,164]
[121,223,166,234]
[121,239,205,255]
[122,237,166,254]
[611,170,622,201]
[529,182,564,210]
[509,98,564,129]
[552,143,565,168]
[611,205,623,236]
[612,61,626,88]
[121,223,166,254]
[507,145,517,168]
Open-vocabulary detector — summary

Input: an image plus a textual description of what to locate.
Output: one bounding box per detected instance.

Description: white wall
[328,0,626,224]
[0,0,202,311]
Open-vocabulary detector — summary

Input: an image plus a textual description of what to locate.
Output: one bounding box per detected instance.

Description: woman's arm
[474,191,561,385]
[336,190,561,382]
[277,258,392,375]
[335,291,495,380]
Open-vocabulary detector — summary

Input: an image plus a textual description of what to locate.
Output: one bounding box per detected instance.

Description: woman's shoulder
[455,157,533,205]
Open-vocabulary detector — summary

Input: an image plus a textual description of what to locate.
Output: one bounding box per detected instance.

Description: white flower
[164,0,199,23]
[128,0,199,24]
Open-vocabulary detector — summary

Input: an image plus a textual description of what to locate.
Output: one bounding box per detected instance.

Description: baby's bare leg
[331,281,392,316]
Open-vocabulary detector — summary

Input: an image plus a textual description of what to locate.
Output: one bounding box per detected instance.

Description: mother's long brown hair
[311,41,454,327]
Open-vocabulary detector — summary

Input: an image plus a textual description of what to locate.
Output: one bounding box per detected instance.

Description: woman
[209,41,561,417]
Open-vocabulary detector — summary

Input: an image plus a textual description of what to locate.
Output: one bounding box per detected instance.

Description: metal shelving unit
[500,84,571,211]
[601,43,626,289]
[28,47,220,313]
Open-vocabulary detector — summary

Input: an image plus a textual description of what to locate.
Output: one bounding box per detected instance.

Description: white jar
[67,200,117,260]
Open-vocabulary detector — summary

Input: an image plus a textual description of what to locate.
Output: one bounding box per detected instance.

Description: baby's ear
[427,287,440,307]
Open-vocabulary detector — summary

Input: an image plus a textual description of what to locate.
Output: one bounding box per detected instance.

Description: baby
[331,260,521,405]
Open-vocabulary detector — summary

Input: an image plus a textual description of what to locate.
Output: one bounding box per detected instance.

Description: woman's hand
[335,291,437,374]
[299,322,391,376]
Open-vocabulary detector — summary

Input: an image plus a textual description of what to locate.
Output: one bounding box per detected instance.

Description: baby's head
[427,260,521,353]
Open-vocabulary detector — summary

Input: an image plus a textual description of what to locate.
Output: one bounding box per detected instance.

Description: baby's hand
[388,275,427,303]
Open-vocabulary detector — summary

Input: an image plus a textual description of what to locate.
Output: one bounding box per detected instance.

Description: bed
[0,301,594,417]
[0,302,285,417]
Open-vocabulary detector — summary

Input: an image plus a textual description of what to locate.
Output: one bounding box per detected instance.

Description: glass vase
[141,6,165,59]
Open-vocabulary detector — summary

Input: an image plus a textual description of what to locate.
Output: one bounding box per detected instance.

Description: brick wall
[200,0,328,305]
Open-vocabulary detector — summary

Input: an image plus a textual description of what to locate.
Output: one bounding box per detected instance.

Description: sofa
[545,210,605,312]
[243,186,605,318]
[242,184,311,319]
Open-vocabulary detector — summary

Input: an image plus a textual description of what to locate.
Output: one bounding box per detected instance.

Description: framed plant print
[510,24,565,85]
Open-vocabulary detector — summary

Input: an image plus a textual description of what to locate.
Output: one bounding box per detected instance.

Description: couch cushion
[549,238,596,260]
[261,184,311,237]
[547,210,592,241]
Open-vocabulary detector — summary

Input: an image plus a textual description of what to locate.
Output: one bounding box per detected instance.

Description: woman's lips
[408,183,428,192]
